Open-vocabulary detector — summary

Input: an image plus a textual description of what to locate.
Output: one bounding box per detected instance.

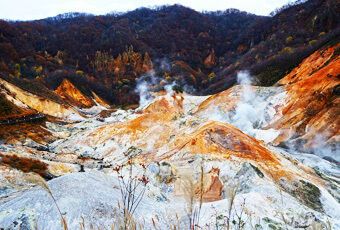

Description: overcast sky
[0,0,293,21]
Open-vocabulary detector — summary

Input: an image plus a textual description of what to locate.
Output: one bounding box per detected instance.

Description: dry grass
[180,161,204,230]
[225,183,239,230]
[24,172,68,230]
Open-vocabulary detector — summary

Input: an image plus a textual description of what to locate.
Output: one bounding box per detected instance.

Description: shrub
[14,63,21,77]
[286,36,293,44]
[75,70,84,76]
[208,72,216,81]
[309,40,318,46]
[282,47,293,54]
[122,79,130,84]
[31,65,43,77]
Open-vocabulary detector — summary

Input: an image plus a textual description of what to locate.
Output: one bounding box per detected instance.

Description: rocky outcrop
[174,166,223,202]
[92,91,110,108]
[0,83,36,120]
[195,44,340,159]
[55,79,95,108]
[0,78,79,119]
[272,44,340,152]
[199,167,223,202]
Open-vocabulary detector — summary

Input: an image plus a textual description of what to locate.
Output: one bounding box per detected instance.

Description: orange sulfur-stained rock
[271,44,340,150]
[195,85,241,115]
[198,167,223,202]
[92,91,110,108]
[0,78,79,118]
[55,79,95,108]
[174,166,223,202]
[160,121,278,163]
[82,94,184,151]
[142,93,184,114]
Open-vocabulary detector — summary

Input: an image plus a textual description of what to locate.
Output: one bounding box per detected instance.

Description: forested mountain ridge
[0,0,339,105]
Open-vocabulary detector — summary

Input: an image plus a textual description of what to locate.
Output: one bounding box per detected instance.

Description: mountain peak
[55,78,95,108]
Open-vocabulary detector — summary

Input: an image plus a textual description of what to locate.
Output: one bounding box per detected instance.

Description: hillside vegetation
[0,0,338,105]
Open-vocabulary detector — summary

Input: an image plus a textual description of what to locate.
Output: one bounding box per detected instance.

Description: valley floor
[0,89,339,229]
[0,45,339,229]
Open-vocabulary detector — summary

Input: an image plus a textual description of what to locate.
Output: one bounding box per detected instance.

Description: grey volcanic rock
[0,172,119,229]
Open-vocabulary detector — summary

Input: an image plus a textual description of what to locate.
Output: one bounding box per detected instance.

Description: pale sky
[0,0,293,21]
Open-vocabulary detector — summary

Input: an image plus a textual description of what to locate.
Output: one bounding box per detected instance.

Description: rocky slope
[0,45,339,229]
[0,78,79,119]
[55,79,95,108]
[272,45,339,154]
[0,76,111,121]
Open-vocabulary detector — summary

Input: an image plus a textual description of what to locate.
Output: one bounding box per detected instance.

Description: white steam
[230,71,267,132]
[164,81,176,95]
[207,71,280,143]
[134,67,179,109]
[310,132,340,162]
[135,71,158,108]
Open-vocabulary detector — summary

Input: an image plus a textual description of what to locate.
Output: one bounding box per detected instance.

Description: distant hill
[0,0,339,105]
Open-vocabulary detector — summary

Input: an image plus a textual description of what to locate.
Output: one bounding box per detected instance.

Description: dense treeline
[0,0,338,105]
